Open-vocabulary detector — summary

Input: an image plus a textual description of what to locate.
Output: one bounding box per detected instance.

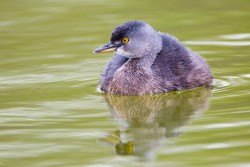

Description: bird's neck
[125,31,163,68]
[128,41,162,68]
[127,52,158,68]
[140,32,163,67]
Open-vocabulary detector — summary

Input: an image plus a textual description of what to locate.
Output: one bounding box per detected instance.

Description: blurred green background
[0,0,250,167]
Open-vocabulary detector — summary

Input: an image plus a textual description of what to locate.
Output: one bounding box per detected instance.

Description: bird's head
[93,20,162,59]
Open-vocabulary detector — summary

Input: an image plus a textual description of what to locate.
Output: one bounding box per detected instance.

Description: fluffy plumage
[96,20,213,95]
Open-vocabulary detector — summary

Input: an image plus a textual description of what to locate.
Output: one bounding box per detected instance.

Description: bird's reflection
[100,88,211,160]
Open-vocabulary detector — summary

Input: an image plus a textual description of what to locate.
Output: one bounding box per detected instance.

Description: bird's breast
[105,66,159,95]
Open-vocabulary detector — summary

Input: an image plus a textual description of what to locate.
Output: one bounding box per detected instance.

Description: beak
[93,42,122,53]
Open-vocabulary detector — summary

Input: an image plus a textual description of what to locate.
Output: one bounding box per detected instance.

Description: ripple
[39,98,106,111]
[213,74,250,94]
[221,34,250,40]
[184,41,250,46]
[0,74,56,85]
[241,74,250,78]
[0,21,16,27]
[32,6,67,13]
[222,76,249,86]
[160,141,249,154]
[0,60,101,87]
[205,143,230,149]
[213,79,231,88]
[189,121,250,131]
[0,142,74,158]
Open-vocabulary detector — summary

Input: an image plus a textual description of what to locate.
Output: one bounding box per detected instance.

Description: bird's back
[152,33,213,90]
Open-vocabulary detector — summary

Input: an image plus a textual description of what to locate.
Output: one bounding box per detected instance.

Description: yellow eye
[121,37,129,44]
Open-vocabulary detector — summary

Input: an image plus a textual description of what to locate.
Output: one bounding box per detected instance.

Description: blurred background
[0,0,250,167]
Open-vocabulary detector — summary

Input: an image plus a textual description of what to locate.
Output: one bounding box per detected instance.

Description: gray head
[94,20,162,59]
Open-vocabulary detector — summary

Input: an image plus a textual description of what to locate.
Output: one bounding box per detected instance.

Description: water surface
[0,0,250,167]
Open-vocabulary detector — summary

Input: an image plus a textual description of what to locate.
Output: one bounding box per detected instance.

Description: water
[0,0,250,166]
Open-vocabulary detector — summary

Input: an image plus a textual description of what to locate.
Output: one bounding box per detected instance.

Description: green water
[0,0,250,166]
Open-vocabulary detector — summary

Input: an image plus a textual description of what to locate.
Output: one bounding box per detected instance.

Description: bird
[93,20,213,96]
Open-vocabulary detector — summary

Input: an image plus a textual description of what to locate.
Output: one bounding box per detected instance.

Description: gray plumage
[94,20,213,95]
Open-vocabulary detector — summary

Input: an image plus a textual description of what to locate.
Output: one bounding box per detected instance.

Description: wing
[152,33,192,81]
[152,33,212,90]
